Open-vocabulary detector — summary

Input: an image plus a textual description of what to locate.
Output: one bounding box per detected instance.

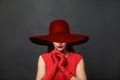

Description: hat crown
[49,19,70,34]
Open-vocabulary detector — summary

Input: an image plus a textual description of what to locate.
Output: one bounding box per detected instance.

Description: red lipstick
[57,46,63,48]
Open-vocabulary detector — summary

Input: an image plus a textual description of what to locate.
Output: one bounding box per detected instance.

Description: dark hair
[47,42,75,52]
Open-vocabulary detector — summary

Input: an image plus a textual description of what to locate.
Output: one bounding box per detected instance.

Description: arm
[36,55,58,80]
[70,58,87,80]
[54,50,87,80]
[36,56,46,80]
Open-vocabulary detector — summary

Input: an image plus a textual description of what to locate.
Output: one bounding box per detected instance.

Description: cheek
[62,43,67,47]
[53,43,58,48]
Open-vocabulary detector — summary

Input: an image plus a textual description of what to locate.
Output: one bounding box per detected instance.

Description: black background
[0,0,120,80]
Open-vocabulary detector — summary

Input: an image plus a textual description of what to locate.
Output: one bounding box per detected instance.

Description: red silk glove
[51,50,74,80]
[56,51,67,67]
[58,66,73,80]
[51,50,59,65]
[56,51,73,80]
[42,50,59,80]
[51,50,67,66]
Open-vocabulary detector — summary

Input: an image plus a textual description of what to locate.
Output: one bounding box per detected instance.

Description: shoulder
[37,55,45,69]
[40,52,51,58]
[68,52,83,63]
[40,52,52,63]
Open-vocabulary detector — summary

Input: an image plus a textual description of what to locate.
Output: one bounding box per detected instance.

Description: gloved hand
[52,50,73,80]
[56,51,67,67]
[51,50,67,66]
[51,50,60,65]
[42,50,59,80]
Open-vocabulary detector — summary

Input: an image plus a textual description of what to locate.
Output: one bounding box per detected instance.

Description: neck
[60,49,69,57]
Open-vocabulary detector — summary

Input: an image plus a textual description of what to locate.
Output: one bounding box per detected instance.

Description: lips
[57,46,63,48]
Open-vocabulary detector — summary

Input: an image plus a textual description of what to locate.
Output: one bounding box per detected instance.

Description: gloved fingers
[51,50,60,64]
[51,50,67,66]
[58,54,67,67]
[51,50,64,58]
[51,50,61,56]
[58,58,67,67]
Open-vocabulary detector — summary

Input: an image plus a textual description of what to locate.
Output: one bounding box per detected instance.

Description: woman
[30,19,89,80]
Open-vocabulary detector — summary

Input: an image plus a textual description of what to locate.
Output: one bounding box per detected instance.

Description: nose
[58,42,62,45]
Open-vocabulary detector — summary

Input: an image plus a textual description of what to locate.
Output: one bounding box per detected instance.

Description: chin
[56,48,64,51]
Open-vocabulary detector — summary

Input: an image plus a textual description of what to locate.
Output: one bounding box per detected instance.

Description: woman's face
[53,42,67,51]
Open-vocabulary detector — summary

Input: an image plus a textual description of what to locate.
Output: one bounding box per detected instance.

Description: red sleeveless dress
[41,52,83,80]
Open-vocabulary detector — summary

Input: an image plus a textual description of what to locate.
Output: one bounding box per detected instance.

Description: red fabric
[41,52,83,80]
[30,19,89,44]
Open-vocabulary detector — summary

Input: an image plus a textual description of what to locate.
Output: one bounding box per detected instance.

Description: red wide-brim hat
[30,19,89,45]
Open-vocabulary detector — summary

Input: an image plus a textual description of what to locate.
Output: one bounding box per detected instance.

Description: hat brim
[30,33,89,46]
